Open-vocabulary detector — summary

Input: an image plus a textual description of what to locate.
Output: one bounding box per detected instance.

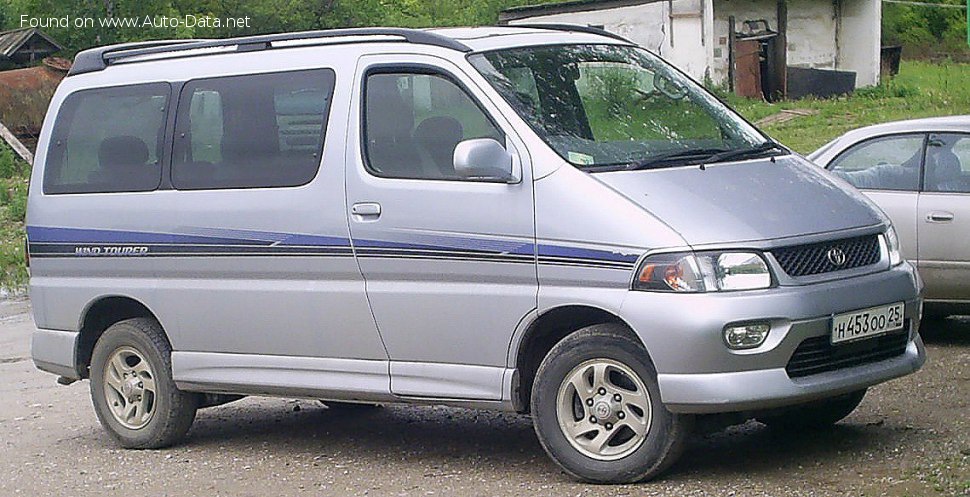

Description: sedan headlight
[883,226,902,266]
[634,251,772,292]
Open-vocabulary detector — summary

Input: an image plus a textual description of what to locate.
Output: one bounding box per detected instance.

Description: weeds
[855,80,920,99]
[0,142,28,291]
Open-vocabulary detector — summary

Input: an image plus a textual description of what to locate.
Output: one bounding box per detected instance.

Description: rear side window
[924,133,970,193]
[44,83,170,194]
[172,69,335,190]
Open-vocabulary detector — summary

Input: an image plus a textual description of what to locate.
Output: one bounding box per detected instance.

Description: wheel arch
[75,295,165,379]
[510,304,644,413]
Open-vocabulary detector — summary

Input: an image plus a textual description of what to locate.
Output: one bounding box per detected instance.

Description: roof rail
[68,28,472,76]
[509,23,635,44]
[69,39,207,76]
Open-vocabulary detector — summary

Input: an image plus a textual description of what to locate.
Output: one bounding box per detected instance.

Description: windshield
[468,44,771,170]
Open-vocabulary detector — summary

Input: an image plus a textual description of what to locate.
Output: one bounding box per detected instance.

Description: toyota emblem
[826,247,847,267]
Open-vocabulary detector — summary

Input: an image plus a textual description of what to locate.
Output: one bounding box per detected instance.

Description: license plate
[831,302,905,344]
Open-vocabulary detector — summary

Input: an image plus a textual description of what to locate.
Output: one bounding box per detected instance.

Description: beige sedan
[810,116,970,317]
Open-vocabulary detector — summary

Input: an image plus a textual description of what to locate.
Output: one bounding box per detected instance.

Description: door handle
[351,202,382,218]
[926,211,954,223]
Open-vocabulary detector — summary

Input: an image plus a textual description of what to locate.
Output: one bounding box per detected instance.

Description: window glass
[364,72,503,180]
[469,45,766,169]
[575,61,721,142]
[829,134,924,191]
[172,69,335,190]
[44,83,169,194]
[924,133,970,193]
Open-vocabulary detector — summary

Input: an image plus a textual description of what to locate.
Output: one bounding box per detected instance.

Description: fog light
[723,323,770,349]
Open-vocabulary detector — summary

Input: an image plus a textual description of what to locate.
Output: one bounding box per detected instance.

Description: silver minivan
[28,26,924,483]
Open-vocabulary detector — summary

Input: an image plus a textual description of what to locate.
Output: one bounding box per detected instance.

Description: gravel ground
[0,298,967,496]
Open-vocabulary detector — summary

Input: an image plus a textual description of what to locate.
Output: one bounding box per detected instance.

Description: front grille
[771,235,880,277]
[785,326,910,378]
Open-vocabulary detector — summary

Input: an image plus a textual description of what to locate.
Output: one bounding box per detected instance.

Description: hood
[593,155,885,247]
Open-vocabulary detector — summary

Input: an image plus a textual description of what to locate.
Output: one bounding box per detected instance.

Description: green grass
[0,143,28,292]
[727,60,970,153]
[0,60,967,291]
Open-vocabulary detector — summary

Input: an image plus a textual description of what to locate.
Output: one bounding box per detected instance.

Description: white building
[500,0,881,100]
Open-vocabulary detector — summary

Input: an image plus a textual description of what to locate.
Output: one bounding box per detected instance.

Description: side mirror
[653,74,687,100]
[453,138,514,182]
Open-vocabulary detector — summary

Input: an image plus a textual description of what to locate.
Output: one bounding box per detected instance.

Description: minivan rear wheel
[531,324,691,483]
[90,318,198,449]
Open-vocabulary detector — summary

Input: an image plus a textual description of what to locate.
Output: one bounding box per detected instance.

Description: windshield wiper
[619,147,731,171]
[702,141,788,165]
[584,142,788,173]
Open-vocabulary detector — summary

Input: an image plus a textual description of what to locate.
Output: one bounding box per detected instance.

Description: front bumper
[660,334,924,413]
[620,261,924,414]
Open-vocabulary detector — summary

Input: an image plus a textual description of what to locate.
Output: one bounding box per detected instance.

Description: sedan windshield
[468,44,773,170]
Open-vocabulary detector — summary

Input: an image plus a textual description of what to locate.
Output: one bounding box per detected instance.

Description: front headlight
[883,226,903,266]
[634,251,772,292]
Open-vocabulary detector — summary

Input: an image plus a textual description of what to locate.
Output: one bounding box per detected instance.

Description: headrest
[366,75,414,139]
[413,116,463,145]
[929,148,961,184]
[220,132,277,167]
[98,136,149,170]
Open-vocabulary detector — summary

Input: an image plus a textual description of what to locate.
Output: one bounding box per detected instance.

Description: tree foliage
[0,0,535,54]
[4,0,963,58]
[882,0,968,56]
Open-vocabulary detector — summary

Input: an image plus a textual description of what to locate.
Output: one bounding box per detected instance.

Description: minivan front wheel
[531,324,691,483]
[90,318,198,449]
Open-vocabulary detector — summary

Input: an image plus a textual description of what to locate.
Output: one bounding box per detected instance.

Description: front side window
[469,44,769,170]
[924,133,970,193]
[363,71,503,180]
[829,134,924,191]
[44,83,169,194]
[172,68,335,190]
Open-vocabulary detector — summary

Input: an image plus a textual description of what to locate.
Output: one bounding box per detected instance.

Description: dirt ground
[0,298,967,497]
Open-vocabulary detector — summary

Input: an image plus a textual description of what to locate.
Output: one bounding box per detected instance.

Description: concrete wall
[788,0,839,69]
[711,0,839,85]
[509,3,669,53]
[837,0,881,86]
[665,0,715,81]
[508,0,879,90]
[507,1,711,82]
[710,0,777,84]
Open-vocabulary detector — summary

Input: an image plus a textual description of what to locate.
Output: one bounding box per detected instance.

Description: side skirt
[171,352,518,411]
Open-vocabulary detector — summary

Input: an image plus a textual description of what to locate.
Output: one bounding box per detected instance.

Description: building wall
[837,0,881,86]
[506,0,879,90]
[711,0,839,84]
[788,0,840,68]
[666,0,716,81]
[507,1,711,82]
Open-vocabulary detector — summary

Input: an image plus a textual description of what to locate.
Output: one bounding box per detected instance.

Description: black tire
[757,389,866,430]
[89,317,198,449]
[531,323,692,484]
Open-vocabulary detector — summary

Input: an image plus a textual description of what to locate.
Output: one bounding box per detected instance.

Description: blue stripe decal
[26,225,638,268]
[538,244,640,265]
[354,234,534,256]
[27,226,351,248]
